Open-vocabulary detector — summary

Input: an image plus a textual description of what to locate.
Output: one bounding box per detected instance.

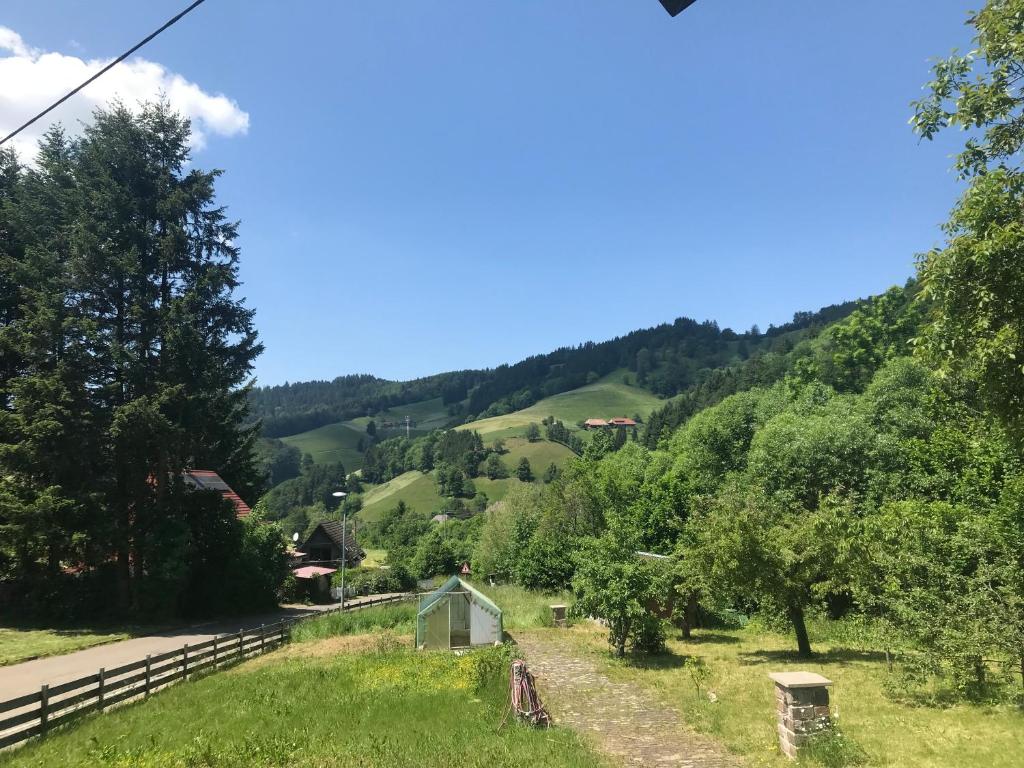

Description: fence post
[213,635,218,668]
[183,643,189,680]
[260,624,265,654]
[39,684,49,737]
[145,655,151,697]
[98,667,105,711]
[238,629,243,662]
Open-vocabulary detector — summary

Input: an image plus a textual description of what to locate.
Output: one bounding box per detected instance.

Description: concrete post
[768,671,833,759]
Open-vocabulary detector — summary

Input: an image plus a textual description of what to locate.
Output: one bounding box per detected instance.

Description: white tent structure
[415,576,503,650]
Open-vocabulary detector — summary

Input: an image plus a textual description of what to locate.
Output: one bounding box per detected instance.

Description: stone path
[516,633,742,768]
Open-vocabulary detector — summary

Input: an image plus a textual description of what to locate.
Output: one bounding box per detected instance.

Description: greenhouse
[415,576,503,650]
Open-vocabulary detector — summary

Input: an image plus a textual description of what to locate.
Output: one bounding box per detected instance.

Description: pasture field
[571,619,1024,768]
[275,377,653,472]
[356,438,576,522]
[0,626,134,666]
[498,436,576,469]
[357,471,443,523]
[3,602,604,768]
[280,420,365,468]
[347,396,452,435]
[275,398,451,469]
[461,378,662,440]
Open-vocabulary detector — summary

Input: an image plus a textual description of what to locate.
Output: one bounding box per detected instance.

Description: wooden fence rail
[0,593,410,751]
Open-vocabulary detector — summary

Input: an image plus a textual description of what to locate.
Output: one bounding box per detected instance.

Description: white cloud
[0,26,248,160]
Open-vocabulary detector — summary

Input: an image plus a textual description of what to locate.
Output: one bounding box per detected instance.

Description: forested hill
[250,297,863,438]
[642,281,920,447]
[249,372,472,438]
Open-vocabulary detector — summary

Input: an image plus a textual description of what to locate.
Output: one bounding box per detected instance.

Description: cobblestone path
[516,633,743,768]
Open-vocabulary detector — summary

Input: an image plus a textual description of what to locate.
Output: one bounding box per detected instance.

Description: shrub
[798,728,868,767]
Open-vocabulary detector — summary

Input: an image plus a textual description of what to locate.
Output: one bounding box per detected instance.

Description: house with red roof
[584,417,637,429]
[607,417,637,428]
[182,470,252,519]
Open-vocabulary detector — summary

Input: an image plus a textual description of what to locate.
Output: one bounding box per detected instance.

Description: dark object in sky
[659,0,699,16]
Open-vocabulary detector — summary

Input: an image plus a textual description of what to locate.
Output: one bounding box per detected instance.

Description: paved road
[0,594,406,701]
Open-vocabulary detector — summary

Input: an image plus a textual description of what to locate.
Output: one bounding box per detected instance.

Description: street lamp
[332,491,348,609]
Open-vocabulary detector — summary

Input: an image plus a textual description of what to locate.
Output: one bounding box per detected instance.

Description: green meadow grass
[358,471,444,523]
[498,437,576,468]
[0,626,134,666]
[375,397,452,432]
[360,548,388,568]
[357,439,575,523]
[289,602,418,644]
[346,397,451,439]
[281,421,365,468]
[4,640,604,768]
[474,583,574,631]
[461,379,662,439]
[583,622,1024,768]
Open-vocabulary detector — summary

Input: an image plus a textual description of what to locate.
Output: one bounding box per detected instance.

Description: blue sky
[2,1,974,386]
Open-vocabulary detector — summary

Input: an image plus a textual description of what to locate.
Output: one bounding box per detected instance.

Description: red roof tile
[183,470,252,519]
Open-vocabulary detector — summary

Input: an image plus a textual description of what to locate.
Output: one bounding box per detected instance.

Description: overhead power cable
[0,0,209,148]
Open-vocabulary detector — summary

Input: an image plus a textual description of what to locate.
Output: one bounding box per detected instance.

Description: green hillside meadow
[461,375,662,440]
[280,421,365,468]
[280,398,452,468]
[347,396,452,435]
[357,437,575,522]
[280,373,655,473]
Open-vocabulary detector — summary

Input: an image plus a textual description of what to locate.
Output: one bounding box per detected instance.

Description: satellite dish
[292,532,299,542]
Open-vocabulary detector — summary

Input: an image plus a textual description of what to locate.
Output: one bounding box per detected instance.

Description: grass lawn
[360,547,388,568]
[281,421,365,468]
[461,378,662,439]
[0,625,134,666]
[562,620,1024,768]
[5,602,604,768]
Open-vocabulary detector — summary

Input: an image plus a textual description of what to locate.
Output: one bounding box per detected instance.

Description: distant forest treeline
[249,373,466,438]
[250,299,863,438]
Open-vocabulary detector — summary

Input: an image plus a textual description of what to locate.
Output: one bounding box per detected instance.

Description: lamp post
[332,491,348,608]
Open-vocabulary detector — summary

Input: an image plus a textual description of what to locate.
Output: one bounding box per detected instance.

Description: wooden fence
[0,593,410,751]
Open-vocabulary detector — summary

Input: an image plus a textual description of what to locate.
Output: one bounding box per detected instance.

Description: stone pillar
[549,604,567,628]
[768,672,833,759]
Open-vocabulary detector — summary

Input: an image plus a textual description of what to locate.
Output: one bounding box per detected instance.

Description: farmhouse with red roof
[607,417,637,427]
[584,417,637,429]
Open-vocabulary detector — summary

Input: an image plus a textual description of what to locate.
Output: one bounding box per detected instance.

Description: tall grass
[474,583,574,630]
[596,623,1024,768]
[6,642,603,767]
[289,602,417,643]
